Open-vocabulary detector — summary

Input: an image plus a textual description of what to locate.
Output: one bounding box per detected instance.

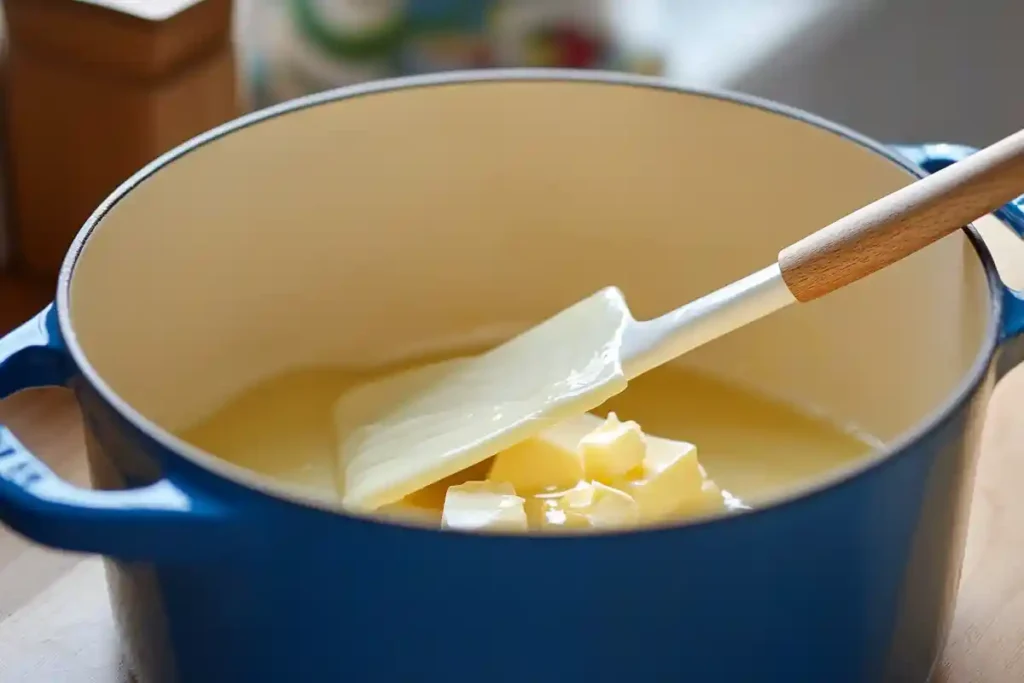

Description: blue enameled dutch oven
[0,70,1022,683]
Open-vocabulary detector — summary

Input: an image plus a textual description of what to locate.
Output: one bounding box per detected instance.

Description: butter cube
[533,480,639,530]
[616,435,709,522]
[405,458,495,510]
[442,481,528,532]
[579,412,646,482]
[672,477,728,519]
[488,432,584,495]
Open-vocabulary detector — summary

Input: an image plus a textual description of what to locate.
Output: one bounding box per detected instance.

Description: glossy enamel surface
[0,71,1020,683]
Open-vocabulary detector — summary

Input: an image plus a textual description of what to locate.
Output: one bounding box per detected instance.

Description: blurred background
[0,0,1020,287]
[234,0,1022,144]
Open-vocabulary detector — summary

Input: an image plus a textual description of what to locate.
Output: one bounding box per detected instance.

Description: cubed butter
[488,432,584,495]
[405,458,495,510]
[532,480,639,530]
[616,435,712,522]
[671,477,728,519]
[379,460,496,527]
[442,481,528,531]
[579,412,646,482]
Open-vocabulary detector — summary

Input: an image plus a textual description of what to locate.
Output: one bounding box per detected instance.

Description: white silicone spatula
[339,128,1024,512]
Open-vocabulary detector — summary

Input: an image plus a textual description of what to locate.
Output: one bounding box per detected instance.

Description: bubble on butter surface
[579,412,646,481]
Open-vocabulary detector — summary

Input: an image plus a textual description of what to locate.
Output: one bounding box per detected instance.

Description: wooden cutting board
[0,214,1023,682]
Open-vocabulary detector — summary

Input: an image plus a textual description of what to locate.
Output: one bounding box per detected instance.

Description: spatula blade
[340,287,632,511]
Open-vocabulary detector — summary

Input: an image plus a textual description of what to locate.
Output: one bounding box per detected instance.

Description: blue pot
[0,70,1022,683]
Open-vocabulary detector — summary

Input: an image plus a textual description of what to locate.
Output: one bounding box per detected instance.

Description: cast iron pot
[1,71,1023,683]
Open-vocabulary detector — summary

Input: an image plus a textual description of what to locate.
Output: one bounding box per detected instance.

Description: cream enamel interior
[66,78,996,502]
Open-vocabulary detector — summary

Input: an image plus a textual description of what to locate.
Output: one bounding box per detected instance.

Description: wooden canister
[2,0,238,278]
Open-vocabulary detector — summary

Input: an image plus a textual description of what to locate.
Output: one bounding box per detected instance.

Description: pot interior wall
[67,77,991,475]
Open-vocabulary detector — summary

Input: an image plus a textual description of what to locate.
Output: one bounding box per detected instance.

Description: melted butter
[179,360,876,516]
[598,370,876,504]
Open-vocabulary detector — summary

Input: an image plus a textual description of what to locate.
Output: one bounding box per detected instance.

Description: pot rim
[54,68,1006,534]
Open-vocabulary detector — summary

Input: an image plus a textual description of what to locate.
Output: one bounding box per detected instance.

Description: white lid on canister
[76,0,207,22]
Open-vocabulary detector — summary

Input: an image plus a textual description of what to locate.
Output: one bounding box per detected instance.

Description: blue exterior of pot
[0,76,1022,683]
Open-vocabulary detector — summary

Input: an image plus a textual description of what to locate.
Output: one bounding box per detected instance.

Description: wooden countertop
[0,254,1023,682]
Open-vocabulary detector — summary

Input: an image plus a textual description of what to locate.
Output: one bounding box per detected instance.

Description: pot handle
[0,306,236,561]
[893,143,1024,378]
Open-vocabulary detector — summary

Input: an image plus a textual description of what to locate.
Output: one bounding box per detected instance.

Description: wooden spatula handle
[778,128,1024,302]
